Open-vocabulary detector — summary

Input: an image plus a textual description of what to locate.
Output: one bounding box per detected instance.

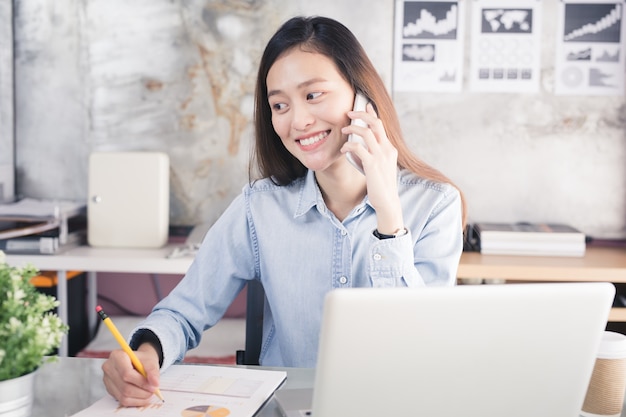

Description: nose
[291,102,314,131]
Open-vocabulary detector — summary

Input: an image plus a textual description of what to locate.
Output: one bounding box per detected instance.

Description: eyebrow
[267,77,329,98]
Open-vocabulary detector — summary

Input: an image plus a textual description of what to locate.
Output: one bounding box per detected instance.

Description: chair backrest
[235,280,265,365]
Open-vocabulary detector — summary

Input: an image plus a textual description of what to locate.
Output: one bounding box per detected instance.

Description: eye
[271,102,288,112]
[306,92,323,101]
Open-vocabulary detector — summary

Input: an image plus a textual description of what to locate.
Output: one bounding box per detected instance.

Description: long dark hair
[251,16,467,226]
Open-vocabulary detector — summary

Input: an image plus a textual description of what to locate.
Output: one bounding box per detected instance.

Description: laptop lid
[307,283,614,417]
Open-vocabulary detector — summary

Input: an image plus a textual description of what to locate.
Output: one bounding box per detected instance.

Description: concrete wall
[0,1,14,202]
[11,1,626,239]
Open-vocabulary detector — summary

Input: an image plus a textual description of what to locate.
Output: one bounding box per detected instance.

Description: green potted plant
[0,250,68,416]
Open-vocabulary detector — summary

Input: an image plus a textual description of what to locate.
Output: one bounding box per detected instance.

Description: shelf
[459,246,626,282]
[610,308,626,323]
[458,246,626,322]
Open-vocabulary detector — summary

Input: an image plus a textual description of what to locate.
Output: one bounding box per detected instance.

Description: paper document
[0,198,87,240]
[0,198,86,219]
[71,365,287,417]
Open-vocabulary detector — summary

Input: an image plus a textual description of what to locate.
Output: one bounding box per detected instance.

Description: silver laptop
[275,282,615,417]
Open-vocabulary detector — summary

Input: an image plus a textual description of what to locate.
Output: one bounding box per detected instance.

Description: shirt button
[373,253,382,261]
[341,230,347,236]
[339,276,348,284]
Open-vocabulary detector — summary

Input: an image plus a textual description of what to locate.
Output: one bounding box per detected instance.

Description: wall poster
[393,0,466,92]
[469,0,542,93]
[554,0,625,96]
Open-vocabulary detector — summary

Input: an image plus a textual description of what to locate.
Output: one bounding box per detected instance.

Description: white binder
[88,152,169,248]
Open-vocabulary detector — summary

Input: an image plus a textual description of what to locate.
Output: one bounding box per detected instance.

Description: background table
[8,244,626,356]
[5,244,194,356]
[458,245,626,322]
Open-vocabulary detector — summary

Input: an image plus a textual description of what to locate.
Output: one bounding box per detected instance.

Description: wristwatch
[373,227,408,240]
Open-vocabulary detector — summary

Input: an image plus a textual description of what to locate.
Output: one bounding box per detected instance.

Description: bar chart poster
[554,0,625,95]
[393,0,465,92]
[469,0,542,93]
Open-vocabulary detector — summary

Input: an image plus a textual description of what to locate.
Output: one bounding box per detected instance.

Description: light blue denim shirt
[131,169,463,369]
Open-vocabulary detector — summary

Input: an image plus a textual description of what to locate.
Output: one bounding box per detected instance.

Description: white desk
[13,244,626,356]
[5,244,194,356]
[34,357,315,417]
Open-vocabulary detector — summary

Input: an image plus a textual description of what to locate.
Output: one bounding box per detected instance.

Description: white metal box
[88,152,169,248]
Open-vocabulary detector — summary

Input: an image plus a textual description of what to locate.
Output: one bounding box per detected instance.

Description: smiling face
[266,48,355,173]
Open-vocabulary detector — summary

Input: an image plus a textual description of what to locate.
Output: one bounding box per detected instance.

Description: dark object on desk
[463,223,480,251]
[33,271,90,356]
[0,214,87,254]
[0,229,86,255]
[236,280,265,366]
[475,222,586,257]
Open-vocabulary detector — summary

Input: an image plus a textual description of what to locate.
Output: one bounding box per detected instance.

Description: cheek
[271,114,290,141]
[319,101,351,127]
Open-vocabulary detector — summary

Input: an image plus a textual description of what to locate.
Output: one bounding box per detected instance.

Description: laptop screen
[307,283,614,417]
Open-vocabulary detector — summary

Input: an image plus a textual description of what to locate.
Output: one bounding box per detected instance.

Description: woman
[102,15,466,406]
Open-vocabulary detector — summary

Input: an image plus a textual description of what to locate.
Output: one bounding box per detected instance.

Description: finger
[104,369,157,407]
[347,111,387,145]
[341,139,369,159]
[347,109,371,126]
[348,102,377,119]
[143,361,161,390]
[365,102,378,117]
[103,350,157,406]
[135,345,162,390]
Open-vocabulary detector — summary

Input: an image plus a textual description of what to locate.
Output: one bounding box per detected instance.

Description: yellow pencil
[96,305,164,402]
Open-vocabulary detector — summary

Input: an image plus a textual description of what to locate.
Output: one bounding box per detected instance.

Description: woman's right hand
[342,103,404,234]
[101,344,161,407]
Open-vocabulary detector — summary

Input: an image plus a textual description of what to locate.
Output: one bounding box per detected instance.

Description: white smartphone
[345,93,370,174]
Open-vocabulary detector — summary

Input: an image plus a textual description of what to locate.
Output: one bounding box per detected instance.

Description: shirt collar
[294,170,324,218]
[294,170,375,219]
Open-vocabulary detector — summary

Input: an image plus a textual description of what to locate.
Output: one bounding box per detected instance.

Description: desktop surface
[4,243,194,274]
[34,357,626,417]
[33,357,314,417]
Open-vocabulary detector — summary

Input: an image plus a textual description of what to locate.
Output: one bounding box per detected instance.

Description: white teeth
[300,131,328,146]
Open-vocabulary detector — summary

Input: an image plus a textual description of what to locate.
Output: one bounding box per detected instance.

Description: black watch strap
[373,228,408,240]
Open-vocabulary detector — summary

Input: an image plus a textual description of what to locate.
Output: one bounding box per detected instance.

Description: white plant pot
[0,370,36,417]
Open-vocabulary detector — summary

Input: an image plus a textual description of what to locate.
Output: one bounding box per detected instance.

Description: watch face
[395,228,408,237]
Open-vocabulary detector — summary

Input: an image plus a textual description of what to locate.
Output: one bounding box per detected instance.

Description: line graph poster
[555,0,625,95]
[469,0,542,93]
[393,0,465,92]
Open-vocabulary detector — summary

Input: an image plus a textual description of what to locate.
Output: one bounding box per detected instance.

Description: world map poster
[469,0,542,93]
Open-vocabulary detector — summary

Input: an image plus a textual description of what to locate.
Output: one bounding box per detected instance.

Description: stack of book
[475,222,586,257]
[0,198,87,255]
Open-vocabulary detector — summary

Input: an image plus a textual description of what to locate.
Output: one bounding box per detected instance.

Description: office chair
[235,280,265,365]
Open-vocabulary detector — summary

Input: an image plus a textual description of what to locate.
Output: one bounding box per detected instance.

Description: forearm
[375,195,405,236]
